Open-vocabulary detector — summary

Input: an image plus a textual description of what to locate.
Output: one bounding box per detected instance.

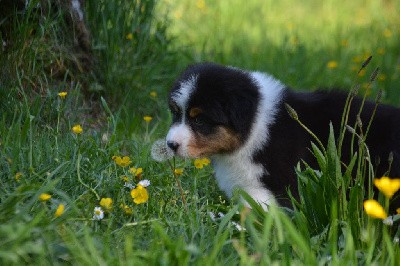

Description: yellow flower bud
[364,199,387,219]
[39,193,52,201]
[374,177,400,198]
[72,125,83,134]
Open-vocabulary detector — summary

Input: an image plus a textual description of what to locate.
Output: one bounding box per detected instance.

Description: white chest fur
[212,153,276,209]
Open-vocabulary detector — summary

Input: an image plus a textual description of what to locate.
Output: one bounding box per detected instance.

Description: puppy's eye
[171,110,181,121]
[193,116,206,126]
[169,103,181,118]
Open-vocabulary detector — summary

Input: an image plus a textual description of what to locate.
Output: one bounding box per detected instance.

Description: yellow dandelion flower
[350,66,358,72]
[15,172,23,182]
[39,193,51,201]
[358,69,366,77]
[196,0,206,10]
[58,92,67,99]
[352,56,362,63]
[135,167,143,178]
[143,116,153,123]
[121,175,129,182]
[397,208,400,215]
[173,10,182,19]
[378,74,386,82]
[130,185,149,204]
[100,197,113,211]
[150,91,157,97]
[194,159,204,169]
[374,177,400,198]
[290,36,299,46]
[121,204,133,215]
[174,168,184,176]
[55,204,65,217]
[383,29,392,38]
[194,158,211,169]
[128,167,136,174]
[340,39,349,47]
[201,158,211,165]
[113,156,132,167]
[126,33,133,40]
[72,125,83,134]
[364,199,387,219]
[327,61,338,69]
[129,167,143,177]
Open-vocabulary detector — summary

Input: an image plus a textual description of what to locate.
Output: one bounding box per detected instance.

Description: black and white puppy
[166,62,400,210]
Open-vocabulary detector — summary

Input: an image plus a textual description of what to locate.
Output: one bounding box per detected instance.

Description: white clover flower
[124,182,135,190]
[208,212,216,221]
[138,179,150,187]
[151,139,174,162]
[231,221,245,231]
[93,206,104,220]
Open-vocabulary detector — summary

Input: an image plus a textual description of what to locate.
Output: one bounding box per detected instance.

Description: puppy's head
[166,63,260,158]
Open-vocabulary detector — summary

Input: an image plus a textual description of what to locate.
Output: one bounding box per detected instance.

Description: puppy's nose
[167,141,179,152]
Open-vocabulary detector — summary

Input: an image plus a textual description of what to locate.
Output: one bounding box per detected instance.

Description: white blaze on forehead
[171,75,198,112]
[166,75,198,157]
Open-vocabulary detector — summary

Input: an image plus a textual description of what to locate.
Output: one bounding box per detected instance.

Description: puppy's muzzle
[167,141,179,153]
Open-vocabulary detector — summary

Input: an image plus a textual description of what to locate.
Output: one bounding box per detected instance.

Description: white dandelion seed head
[93,206,104,220]
[138,179,150,187]
[151,139,174,162]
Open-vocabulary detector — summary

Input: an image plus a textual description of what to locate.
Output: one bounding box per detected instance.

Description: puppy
[166,62,400,210]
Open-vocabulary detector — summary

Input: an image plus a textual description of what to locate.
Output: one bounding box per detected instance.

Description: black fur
[259,90,400,210]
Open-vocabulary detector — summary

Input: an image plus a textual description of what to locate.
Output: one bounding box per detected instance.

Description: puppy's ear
[225,87,259,141]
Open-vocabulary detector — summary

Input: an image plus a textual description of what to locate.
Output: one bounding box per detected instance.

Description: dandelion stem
[77,153,100,200]
[55,99,62,160]
[167,158,188,211]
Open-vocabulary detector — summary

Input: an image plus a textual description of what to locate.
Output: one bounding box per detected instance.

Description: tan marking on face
[189,107,203,118]
[187,126,241,157]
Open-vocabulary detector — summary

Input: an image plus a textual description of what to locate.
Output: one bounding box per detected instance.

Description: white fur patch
[166,123,192,157]
[212,71,284,210]
[171,75,198,112]
[166,76,198,157]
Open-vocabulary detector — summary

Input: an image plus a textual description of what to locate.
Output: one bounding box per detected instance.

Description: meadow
[0,0,399,264]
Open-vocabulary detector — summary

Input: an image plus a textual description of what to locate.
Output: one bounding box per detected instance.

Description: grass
[163,0,400,105]
[1,0,400,264]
